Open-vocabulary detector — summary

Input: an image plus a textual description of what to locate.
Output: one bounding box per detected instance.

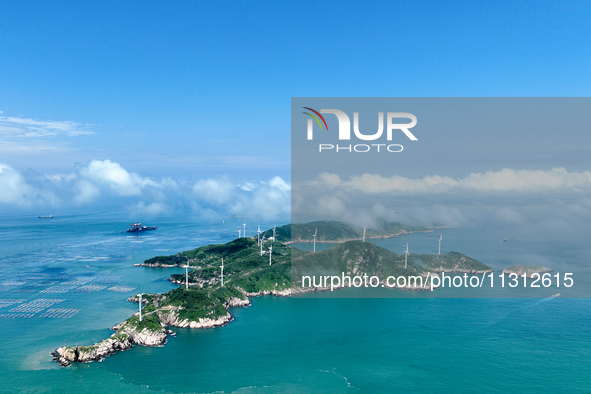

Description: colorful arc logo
[302,107,329,131]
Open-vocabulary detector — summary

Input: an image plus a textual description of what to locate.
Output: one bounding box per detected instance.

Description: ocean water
[1,214,590,393]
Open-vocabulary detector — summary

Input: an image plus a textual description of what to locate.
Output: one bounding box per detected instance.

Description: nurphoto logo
[303,107,418,153]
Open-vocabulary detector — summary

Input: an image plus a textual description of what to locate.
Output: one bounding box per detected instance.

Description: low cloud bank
[0,160,290,220]
[313,168,591,195]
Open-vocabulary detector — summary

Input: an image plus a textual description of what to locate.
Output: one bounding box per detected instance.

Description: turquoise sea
[0,213,590,393]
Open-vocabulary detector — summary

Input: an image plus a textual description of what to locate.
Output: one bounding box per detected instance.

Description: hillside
[291,241,492,287]
[412,251,493,274]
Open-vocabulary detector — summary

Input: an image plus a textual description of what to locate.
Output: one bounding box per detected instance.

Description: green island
[288,220,433,243]
[502,265,552,278]
[51,221,491,366]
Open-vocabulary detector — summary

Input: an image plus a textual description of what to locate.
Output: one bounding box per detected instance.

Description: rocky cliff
[51,319,167,366]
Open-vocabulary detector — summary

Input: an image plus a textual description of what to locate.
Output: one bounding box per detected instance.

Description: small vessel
[124,223,158,233]
[39,215,53,219]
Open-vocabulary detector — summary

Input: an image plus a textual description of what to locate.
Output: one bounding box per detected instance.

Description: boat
[39,215,53,219]
[124,223,158,233]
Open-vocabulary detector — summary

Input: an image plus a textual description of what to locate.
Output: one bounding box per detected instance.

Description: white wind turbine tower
[238,229,241,238]
[220,258,224,287]
[184,263,190,290]
[313,227,317,252]
[260,234,265,256]
[438,234,443,255]
[362,227,366,242]
[272,226,276,243]
[138,293,143,322]
[269,245,273,265]
[257,224,262,245]
[404,242,409,269]
[243,223,246,238]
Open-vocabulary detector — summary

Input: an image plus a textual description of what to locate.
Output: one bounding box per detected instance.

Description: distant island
[287,220,433,244]
[51,221,491,366]
[502,265,552,278]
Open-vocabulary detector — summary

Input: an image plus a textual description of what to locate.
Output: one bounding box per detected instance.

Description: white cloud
[45,173,77,182]
[0,157,291,220]
[160,177,179,190]
[77,159,159,196]
[0,163,36,205]
[0,163,58,207]
[0,115,93,138]
[313,168,591,195]
[269,176,291,193]
[191,176,291,220]
[239,178,291,219]
[193,178,235,204]
[74,179,100,204]
[316,195,346,217]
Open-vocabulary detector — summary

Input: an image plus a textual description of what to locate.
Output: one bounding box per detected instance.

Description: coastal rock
[52,322,166,365]
[126,295,148,304]
[131,327,167,346]
[224,296,251,308]
[52,334,133,364]
[140,263,179,268]
[235,286,291,298]
[156,308,233,328]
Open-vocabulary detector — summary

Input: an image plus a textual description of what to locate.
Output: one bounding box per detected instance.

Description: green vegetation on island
[502,265,552,278]
[292,241,492,288]
[413,251,493,274]
[293,240,425,282]
[145,237,291,294]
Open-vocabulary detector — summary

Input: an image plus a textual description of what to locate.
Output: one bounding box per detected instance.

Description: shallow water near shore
[1,213,590,392]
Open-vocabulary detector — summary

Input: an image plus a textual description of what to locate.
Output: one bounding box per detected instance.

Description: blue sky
[1,1,590,217]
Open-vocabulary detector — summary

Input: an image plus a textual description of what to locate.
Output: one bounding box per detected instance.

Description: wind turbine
[438,233,442,255]
[362,227,366,242]
[260,234,265,256]
[138,293,143,322]
[313,227,317,252]
[220,258,224,287]
[404,242,409,269]
[238,229,241,238]
[243,223,246,238]
[269,246,272,265]
[272,226,276,243]
[257,224,262,245]
[184,263,190,290]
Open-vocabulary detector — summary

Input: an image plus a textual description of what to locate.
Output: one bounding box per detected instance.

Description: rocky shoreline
[236,286,292,297]
[133,262,180,268]
[51,321,169,366]
[51,288,283,366]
